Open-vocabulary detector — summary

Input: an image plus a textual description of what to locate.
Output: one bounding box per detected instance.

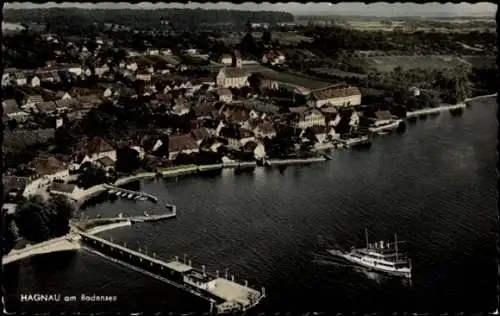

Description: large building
[216,68,249,89]
[306,86,362,108]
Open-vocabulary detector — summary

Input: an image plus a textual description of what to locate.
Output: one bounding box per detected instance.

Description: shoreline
[41,94,500,210]
[5,94,494,266]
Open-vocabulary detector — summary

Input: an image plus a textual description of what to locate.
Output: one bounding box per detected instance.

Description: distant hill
[3,8,295,28]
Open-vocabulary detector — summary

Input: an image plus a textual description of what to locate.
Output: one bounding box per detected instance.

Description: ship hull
[327,249,411,279]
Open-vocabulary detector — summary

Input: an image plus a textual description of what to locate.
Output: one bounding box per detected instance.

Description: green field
[346,55,472,73]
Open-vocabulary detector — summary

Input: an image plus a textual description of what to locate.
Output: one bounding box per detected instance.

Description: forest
[4,8,294,33]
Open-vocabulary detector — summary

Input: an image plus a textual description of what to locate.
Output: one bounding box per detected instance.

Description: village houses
[2,99,29,122]
[253,121,277,139]
[292,108,326,129]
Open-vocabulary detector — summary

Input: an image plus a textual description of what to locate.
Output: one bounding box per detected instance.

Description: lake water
[4,97,498,313]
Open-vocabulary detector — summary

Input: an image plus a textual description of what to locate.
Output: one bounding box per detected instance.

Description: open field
[345,55,473,73]
[462,55,497,69]
[258,70,335,90]
[310,68,368,79]
[329,18,496,33]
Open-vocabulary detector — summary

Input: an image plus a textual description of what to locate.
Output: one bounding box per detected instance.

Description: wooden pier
[78,232,265,313]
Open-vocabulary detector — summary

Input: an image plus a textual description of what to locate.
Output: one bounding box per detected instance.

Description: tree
[115,146,141,174]
[47,195,75,237]
[77,163,108,189]
[15,197,52,243]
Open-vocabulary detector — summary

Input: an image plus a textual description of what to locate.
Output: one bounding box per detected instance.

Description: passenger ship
[327,229,412,279]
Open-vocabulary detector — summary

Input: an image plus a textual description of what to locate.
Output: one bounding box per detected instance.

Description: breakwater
[406,103,466,118]
[265,157,327,166]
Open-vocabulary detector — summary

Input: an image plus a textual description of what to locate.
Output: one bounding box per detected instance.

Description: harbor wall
[85,220,132,235]
[265,157,326,166]
[406,103,466,118]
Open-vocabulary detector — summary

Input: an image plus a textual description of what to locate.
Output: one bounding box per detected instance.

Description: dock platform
[103,184,158,203]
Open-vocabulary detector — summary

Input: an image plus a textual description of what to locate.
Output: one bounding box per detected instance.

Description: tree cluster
[14,195,75,245]
[77,162,110,189]
[4,8,294,35]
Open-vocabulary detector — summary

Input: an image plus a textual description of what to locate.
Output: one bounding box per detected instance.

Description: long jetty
[78,232,265,313]
[103,183,158,203]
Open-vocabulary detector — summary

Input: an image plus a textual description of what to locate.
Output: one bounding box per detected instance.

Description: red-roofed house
[168,135,199,160]
[86,137,117,161]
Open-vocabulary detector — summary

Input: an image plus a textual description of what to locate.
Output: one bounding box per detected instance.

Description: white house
[410,86,421,97]
[55,91,72,100]
[160,48,172,55]
[95,65,110,77]
[242,140,267,159]
[216,68,249,89]
[2,73,10,86]
[349,111,360,127]
[294,109,326,129]
[30,76,41,87]
[13,73,27,86]
[126,62,138,72]
[306,86,362,109]
[146,48,160,56]
[68,67,83,76]
[328,113,342,127]
[131,146,146,160]
[262,51,286,66]
[22,94,44,110]
[221,54,233,66]
[136,73,152,82]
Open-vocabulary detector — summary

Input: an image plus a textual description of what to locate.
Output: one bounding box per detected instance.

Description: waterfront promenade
[3,208,176,265]
[2,234,82,265]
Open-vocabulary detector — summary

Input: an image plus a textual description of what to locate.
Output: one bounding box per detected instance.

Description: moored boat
[327,228,412,279]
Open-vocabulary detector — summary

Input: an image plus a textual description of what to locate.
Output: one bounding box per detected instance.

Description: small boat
[327,228,412,279]
[134,196,142,200]
[108,189,116,194]
[116,192,123,197]
[143,211,150,217]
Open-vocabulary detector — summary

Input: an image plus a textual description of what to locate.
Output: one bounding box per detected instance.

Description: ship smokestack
[216,270,219,277]
[202,265,206,275]
[380,240,384,248]
[189,260,192,266]
[231,275,234,282]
